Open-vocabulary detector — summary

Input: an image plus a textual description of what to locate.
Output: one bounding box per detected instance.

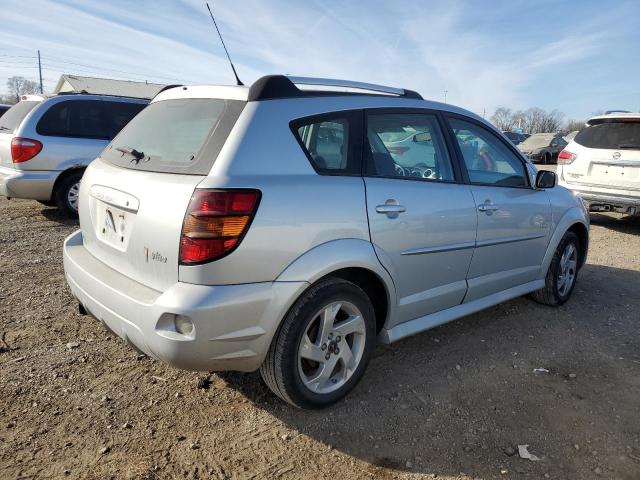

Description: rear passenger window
[366,112,454,181]
[36,100,145,140]
[292,112,361,174]
[449,118,528,188]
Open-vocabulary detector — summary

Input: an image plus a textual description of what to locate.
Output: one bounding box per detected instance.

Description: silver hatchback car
[63,76,589,408]
[0,94,147,216]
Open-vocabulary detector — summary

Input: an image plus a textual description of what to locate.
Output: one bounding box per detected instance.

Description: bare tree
[565,119,587,133]
[513,107,564,134]
[6,76,40,103]
[490,107,514,131]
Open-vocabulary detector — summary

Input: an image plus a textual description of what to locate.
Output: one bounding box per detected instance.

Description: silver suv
[0,94,147,216]
[63,76,589,408]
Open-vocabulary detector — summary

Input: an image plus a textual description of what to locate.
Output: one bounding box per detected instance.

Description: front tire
[54,170,83,217]
[260,276,376,408]
[531,231,580,306]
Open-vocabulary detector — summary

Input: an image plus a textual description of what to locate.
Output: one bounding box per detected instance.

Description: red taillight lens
[179,190,260,264]
[11,137,43,163]
[558,150,577,165]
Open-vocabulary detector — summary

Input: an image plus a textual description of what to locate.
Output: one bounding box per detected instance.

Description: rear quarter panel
[179,101,371,285]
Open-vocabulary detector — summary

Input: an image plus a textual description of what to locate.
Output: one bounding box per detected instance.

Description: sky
[1,0,639,120]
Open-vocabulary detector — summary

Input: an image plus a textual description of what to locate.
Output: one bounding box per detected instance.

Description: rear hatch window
[102,98,245,175]
[0,101,40,133]
[575,119,640,150]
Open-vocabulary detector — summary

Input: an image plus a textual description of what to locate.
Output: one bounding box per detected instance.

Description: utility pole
[443,89,448,103]
[37,50,43,94]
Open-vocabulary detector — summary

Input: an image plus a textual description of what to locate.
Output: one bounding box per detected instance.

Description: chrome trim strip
[475,233,546,248]
[401,233,546,256]
[591,159,640,167]
[401,241,476,256]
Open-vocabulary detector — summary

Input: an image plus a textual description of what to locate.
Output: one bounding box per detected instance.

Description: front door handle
[376,199,406,218]
[478,200,499,214]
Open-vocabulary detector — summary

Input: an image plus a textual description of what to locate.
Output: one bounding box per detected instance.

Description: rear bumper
[563,184,640,214]
[63,230,307,372]
[0,164,58,201]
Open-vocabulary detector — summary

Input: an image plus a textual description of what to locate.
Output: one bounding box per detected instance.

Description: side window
[449,118,527,187]
[365,113,454,181]
[293,113,359,174]
[37,100,145,140]
[37,100,106,139]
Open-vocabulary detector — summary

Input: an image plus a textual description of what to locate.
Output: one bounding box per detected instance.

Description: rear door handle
[376,200,406,218]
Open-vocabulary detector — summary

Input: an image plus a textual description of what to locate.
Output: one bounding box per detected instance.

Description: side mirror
[536,170,556,189]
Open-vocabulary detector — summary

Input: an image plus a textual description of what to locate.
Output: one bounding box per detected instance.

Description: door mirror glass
[536,170,556,189]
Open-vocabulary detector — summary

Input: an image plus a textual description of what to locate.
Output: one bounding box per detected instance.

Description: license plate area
[96,202,133,251]
[590,163,639,182]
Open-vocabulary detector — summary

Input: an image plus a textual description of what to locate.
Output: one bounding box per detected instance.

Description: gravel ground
[1,196,639,480]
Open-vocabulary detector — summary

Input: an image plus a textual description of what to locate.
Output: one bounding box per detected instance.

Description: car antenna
[206,3,244,86]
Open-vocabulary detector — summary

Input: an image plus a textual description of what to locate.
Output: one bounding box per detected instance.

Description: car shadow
[590,212,640,234]
[40,206,79,226]
[217,263,640,479]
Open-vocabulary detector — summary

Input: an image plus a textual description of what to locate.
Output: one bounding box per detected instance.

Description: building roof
[53,74,166,99]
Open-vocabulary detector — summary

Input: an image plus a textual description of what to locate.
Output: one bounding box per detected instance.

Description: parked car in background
[63,75,589,408]
[0,104,11,117]
[502,130,527,145]
[563,130,579,143]
[558,112,640,216]
[0,94,147,216]
[518,133,567,164]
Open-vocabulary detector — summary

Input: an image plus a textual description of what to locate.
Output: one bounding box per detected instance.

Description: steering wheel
[394,164,406,176]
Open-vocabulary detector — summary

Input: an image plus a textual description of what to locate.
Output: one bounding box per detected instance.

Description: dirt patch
[1,197,639,479]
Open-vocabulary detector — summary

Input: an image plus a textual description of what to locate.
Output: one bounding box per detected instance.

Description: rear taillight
[179,189,261,264]
[11,137,43,163]
[558,150,577,165]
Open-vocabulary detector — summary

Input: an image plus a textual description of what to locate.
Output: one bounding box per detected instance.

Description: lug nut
[336,336,341,342]
[325,353,330,360]
[328,333,333,339]
[321,343,327,351]
[334,347,340,354]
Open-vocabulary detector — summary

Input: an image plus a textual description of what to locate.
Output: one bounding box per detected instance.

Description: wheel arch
[567,221,589,269]
[539,206,589,279]
[275,239,397,332]
[51,166,85,200]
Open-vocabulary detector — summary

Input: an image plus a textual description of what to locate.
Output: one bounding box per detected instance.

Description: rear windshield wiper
[0,126,11,131]
[618,144,640,149]
[115,146,146,163]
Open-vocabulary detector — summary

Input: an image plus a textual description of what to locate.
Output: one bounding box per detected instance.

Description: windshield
[575,120,640,150]
[102,98,245,175]
[0,101,40,133]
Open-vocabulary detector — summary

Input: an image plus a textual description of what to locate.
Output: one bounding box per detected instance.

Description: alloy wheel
[297,301,367,394]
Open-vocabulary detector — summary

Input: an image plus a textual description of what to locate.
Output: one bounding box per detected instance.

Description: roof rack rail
[55,91,153,100]
[248,75,422,101]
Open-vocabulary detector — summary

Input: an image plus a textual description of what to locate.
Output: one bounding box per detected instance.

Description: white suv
[558,113,640,215]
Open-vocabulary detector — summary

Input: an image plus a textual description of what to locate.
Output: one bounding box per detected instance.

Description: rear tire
[531,231,580,306]
[543,152,551,165]
[260,276,376,409]
[54,170,83,218]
